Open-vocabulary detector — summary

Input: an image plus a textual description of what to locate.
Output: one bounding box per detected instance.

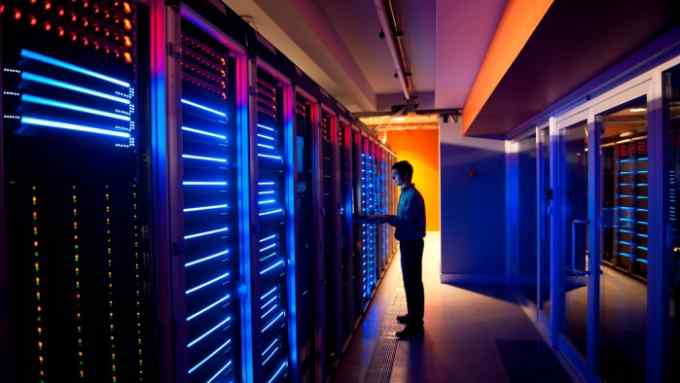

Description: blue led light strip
[259,234,277,243]
[260,296,277,310]
[21,49,131,87]
[260,304,278,319]
[22,72,131,104]
[257,143,275,150]
[258,181,276,186]
[188,339,232,374]
[258,191,275,195]
[182,126,227,140]
[261,311,286,333]
[259,208,283,216]
[183,180,228,186]
[184,226,229,240]
[182,154,228,163]
[185,272,230,295]
[187,316,233,348]
[181,98,227,117]
[206,361,233,383]
[261,339,279,357]
[21,116,130,138]
[185,249,230,268]
[257,153,283,161]
[267,361,288,383]
[261,347,280,366]
[22,94,131,121]
[260,260,285,275]
[258,199,276,205]
[260,287,278,300]
[187,294,231,321]
[259,243,277,252]
[257,133,275,141]
[257,123,276,132]
[183,204,229,213]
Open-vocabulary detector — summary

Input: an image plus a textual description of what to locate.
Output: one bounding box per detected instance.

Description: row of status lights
[1,1,134,64]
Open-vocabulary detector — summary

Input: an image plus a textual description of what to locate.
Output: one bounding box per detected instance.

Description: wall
[440,119,507,284]
[386,129,440,231]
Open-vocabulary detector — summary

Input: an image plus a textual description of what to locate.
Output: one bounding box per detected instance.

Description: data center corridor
[335,233,574,383]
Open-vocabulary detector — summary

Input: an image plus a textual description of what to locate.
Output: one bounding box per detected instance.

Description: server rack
[360,135,379,306]
[164,4,249,382]
[248,61,296,383]
[1,1,154,381]
[603,136,649,280]
[338,119,356,347]
[320,106,343,366]
[293,88,321,383]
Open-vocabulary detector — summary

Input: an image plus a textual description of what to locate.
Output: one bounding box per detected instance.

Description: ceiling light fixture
[629,107,647,113]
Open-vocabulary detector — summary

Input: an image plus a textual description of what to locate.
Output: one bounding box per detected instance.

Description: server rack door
[320,108,343,365]
[360,135,378,304]
[167,8,246,382]
[339,120,355,344]
[1,1,153,381]
[293,92,321,383]
[250,63,295,383]
[351,129,364,315]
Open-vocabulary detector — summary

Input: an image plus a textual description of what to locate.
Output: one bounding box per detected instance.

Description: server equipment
[1,1,153,381]
[164,5,249,382]
[338,119,356,345]
[293,89,320,383]
[249,63,295,383]
[602,137,649,280]
[320,107,343,366]
[360,135,379,306]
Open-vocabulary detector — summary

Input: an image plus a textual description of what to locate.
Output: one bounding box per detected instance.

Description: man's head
[391,160,414,187]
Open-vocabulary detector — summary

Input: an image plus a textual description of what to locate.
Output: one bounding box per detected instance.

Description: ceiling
[223,0,505,113]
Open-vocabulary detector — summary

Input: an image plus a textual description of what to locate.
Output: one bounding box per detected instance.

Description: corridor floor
[334,232,575,383]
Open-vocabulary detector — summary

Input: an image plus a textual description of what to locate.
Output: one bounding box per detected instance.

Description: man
[356,160,426,339]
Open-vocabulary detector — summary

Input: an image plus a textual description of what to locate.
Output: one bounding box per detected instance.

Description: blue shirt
[390,184,426,240]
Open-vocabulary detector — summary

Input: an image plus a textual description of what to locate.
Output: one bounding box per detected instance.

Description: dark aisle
[335,233,575,383]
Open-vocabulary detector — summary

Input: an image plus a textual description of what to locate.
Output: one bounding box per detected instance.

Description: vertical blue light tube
[283,88,299,379]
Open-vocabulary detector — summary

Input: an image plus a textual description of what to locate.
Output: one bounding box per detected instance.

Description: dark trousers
[400,239,424,326]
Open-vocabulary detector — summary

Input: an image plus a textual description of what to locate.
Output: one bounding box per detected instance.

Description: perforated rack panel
[294,96,316,382]
[360,138,378,304]
[252,68,291,383]
[177,19,241,383]
[2,1,152,381]
[603,138,649,279]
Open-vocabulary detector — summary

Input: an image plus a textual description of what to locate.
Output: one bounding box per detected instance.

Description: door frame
[546,67,667,382]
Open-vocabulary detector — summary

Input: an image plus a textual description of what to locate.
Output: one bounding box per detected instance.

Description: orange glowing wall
[386,129,440,231]
[462,0,554,135]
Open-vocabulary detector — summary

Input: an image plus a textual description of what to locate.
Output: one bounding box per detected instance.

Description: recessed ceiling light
[629,108,647,113]
[392,116,406,122]
[620,131,634,137]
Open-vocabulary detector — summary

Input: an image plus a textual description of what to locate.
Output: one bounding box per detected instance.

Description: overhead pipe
[374,0,414,101]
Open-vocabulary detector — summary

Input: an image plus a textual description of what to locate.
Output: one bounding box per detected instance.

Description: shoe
[396,325,424,340]
[396,314,409,324]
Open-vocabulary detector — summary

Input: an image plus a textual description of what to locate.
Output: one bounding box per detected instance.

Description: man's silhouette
[356,160,426,339]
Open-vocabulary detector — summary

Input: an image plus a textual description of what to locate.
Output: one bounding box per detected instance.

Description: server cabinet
[1,1,154,381]
[164,4,248,382]
[293,89,321,383]
[249,62,296,383]
[339,119,356,345]
[351,128,364,315]
[602,137,649,279]
[360,135,379,305]
[320,107,343,365]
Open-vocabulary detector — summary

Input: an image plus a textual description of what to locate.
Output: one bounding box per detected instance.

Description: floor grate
[363,288,407,383]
